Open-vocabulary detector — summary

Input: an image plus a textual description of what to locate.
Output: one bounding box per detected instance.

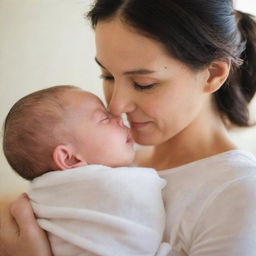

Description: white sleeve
[190,176,256,256]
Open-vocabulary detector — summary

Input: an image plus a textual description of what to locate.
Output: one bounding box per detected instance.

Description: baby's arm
[0,194,52,256]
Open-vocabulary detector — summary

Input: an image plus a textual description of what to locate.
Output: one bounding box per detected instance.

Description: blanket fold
[28,165,170,256]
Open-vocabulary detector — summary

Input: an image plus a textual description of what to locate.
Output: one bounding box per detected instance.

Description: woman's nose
[107,85,136,116]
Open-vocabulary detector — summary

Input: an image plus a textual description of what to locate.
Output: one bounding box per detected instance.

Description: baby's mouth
[126,130,134,144]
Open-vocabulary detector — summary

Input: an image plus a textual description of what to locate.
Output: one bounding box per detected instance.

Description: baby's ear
[53,145,87,170]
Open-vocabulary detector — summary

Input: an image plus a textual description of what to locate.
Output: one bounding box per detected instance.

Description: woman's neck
[135,105,237,171]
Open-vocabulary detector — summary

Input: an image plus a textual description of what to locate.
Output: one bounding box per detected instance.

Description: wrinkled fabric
[28,165,171,256]
[160,150,256,256]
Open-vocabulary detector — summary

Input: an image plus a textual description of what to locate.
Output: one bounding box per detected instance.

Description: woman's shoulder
[162,150,256,254]
[160,149,256,177]
[161,150,256,225]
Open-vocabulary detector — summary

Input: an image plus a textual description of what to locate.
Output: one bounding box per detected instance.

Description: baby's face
[63,90,135,167]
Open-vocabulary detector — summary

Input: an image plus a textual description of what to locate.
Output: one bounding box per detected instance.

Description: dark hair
[88,0,256,127]
[3,85,79,180]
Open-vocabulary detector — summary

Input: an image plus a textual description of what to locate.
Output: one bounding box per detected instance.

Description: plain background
[0,0,256,197]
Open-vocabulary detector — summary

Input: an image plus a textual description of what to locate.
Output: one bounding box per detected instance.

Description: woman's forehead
[95,19,171,70]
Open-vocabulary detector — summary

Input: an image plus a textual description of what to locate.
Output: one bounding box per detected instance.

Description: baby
[3,85,171,256]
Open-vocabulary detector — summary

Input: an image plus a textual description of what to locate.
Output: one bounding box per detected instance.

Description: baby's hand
[0,193,52,256]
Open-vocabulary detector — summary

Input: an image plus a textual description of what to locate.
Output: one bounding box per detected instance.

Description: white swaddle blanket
[28,165,171,256]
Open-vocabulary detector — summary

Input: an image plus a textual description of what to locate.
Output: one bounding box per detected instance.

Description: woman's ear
[203,59,231,94]
[53,145,87,170]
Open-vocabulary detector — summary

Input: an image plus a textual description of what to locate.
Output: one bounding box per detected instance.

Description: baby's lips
[126,129,134,143]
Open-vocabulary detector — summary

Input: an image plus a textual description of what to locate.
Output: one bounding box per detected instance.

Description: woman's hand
[0,193,52,256]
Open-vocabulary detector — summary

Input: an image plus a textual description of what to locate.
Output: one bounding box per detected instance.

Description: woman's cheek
[142,98,165,118]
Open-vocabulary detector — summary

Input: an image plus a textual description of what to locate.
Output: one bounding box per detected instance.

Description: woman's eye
[99,75,114,81]
[99,74,156,90]
[133,82,156,90]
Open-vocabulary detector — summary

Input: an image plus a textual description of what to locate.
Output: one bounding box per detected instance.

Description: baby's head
[3,85,135,180]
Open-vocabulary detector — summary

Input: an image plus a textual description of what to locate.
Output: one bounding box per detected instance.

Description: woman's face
[95,18,210,145]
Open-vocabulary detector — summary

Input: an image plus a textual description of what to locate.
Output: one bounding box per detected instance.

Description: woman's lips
[130,121,151,129]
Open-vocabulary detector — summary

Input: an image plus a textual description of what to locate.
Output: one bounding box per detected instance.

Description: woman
[1,0,256,255]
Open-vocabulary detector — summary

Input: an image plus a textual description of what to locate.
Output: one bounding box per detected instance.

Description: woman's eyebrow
[95,57,157,75]
[123,69,156,75]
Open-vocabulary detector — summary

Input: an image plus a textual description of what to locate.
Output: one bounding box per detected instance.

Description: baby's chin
[109,151,136,168]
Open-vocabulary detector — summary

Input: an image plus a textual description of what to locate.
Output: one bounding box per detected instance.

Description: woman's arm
[0,193,52,256]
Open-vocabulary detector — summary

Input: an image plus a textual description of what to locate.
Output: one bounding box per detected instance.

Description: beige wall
[0,0,101,196]
[0,0,256,197]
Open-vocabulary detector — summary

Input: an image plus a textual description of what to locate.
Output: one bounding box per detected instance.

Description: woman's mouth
[130,121,151,129]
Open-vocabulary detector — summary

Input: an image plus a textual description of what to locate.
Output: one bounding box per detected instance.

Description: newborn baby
[3,85,170,256]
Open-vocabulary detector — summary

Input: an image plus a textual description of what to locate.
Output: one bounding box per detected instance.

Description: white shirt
[159,150,256,256]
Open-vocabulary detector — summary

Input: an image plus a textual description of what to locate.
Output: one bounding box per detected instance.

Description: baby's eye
[100,114,110,123]
[101,117,109,122]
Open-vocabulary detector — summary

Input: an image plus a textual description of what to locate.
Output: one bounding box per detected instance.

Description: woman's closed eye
[99,74,157,90]
[133,82,157,90]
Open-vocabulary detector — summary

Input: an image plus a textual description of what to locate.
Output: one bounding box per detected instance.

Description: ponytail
[215,10,256,127]
[236,11,256,103]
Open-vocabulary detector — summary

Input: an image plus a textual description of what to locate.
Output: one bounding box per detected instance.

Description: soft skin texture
[0,18,238,256]
[53,90,135,170]
[95,19,234,170]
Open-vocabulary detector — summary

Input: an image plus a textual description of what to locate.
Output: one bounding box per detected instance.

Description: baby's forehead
[63,90,106,114]
[65,89,102,102]
[83,91,104,105]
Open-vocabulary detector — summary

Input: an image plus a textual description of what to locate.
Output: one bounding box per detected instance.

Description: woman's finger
[0,198,19,256]
[9,193,39,237]
[0,198,19,238]
[0,194,53,256]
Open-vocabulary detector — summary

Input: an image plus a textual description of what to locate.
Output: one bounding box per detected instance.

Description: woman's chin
[132,132,160,146]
